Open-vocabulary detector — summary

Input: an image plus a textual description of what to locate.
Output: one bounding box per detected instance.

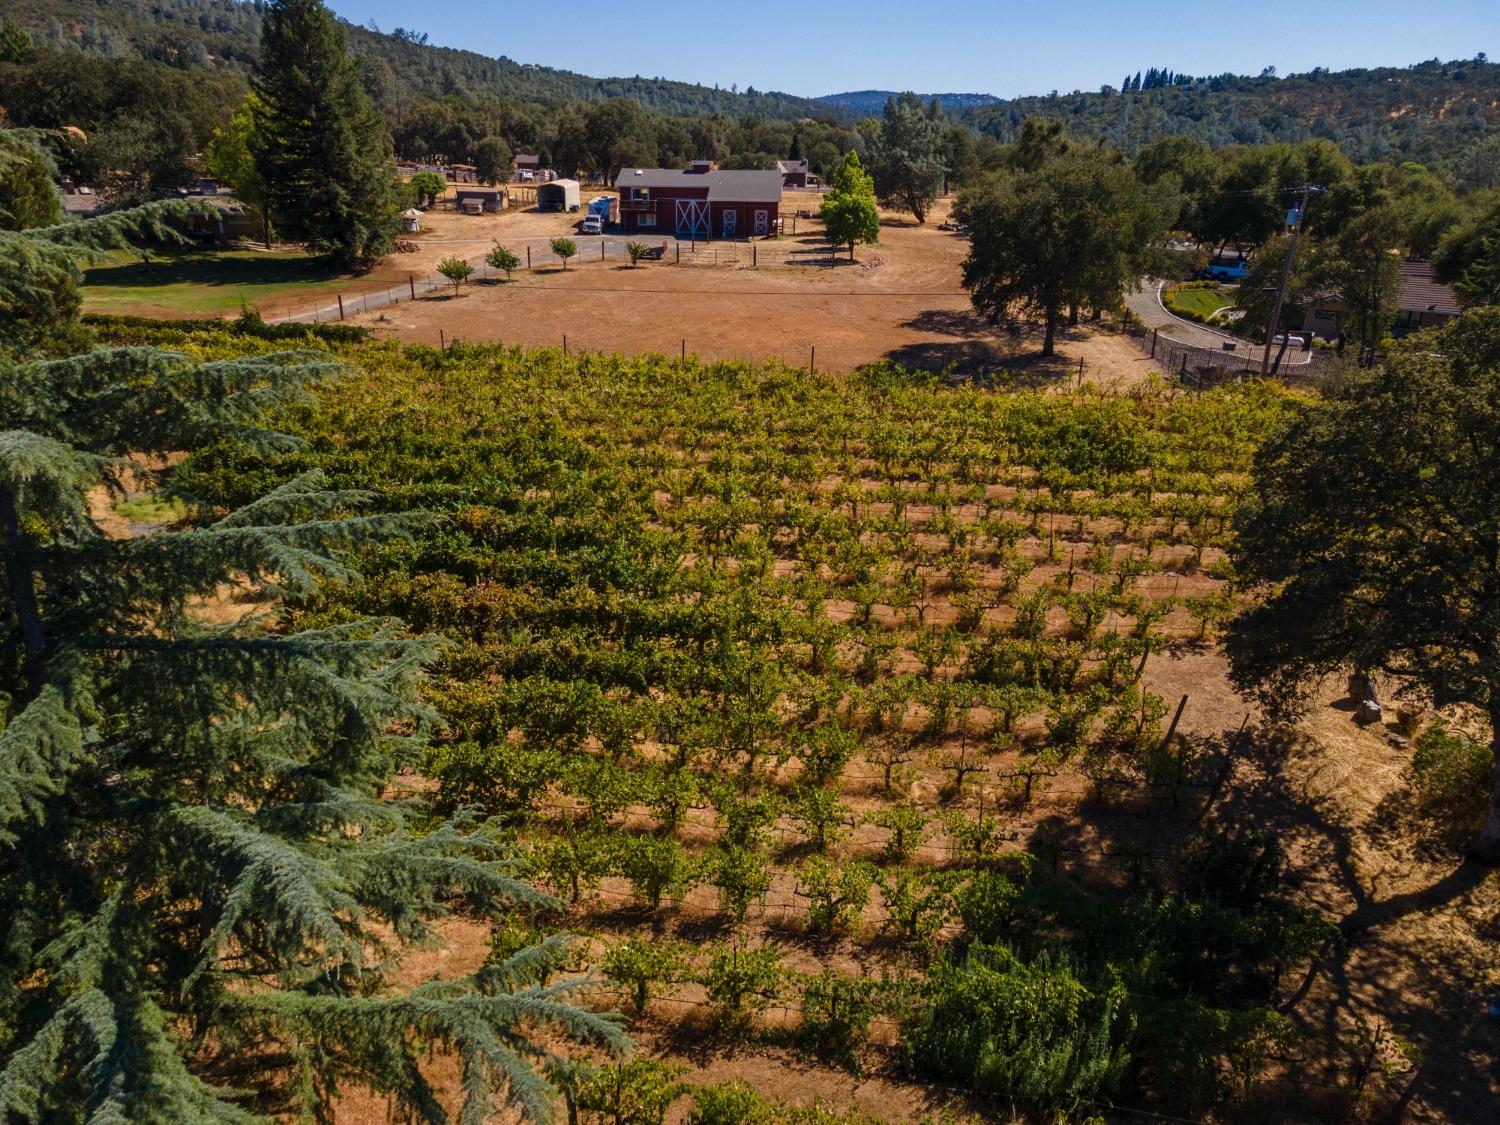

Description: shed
[777,159,810,189]
[401,208,424,233]
[538,178,581,212]
[453,186,507,214]
[514,153,542,172]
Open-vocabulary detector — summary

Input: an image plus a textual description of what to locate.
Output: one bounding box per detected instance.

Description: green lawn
[81,248,349,316]
[1166,285,1237,322]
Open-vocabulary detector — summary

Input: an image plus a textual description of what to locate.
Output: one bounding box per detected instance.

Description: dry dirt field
[338,191,1153,385]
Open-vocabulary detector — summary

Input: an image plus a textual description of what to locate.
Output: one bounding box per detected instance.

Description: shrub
[905,945,1129,1107]
[688,1082,775,1125]
[1407,719,1492,827]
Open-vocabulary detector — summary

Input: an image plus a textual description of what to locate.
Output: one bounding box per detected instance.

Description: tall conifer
[0,129,624,1123]
[251,0,399,271]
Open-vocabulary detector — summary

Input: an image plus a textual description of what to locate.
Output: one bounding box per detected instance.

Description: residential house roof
[1398,260,1461,315]
[777,159,809,174]
[1308,260,1461,316]
[513,153,541,165]
[618,168,783,203]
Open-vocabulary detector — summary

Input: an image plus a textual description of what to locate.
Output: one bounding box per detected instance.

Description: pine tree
[0,129,625,1122]
[251,0,399,271]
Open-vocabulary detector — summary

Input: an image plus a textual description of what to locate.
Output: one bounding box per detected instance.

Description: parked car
[1203,258,1248,282]
[580,215,604,235]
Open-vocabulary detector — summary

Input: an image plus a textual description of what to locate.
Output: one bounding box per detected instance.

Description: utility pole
[1261,183,1320,376]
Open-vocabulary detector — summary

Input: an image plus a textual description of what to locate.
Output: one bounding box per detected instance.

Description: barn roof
[777,159,809,174]
[619,168,783,203]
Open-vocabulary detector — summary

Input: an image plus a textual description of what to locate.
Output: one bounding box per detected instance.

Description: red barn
[616,165,782,239]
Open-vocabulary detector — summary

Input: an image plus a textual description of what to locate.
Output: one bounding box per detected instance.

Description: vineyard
[159,327,1352,1120]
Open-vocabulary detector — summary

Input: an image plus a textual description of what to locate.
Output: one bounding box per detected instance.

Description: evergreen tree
[0,129,63,232]
[868,92,948,224]
[0,129,624,1122]
[251,0,399,271]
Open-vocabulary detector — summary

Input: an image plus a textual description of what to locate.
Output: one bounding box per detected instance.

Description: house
[616,165,782,239]
[513,154,542,176]
[778,159,810,189]
[454,186,507,214]
[537,178,581,212]
[1297,261,1462,341]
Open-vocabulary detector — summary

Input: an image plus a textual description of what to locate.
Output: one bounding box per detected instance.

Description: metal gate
[674,199,708,237]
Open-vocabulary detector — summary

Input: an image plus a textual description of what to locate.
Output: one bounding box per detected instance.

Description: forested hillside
[1,0,833,118]
[964,58,1500,164]
[7,0,1500,162]
[819,90,1003,114]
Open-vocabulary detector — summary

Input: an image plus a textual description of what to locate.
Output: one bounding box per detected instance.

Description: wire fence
[1131,325,1332,386]
[266,233,866,329]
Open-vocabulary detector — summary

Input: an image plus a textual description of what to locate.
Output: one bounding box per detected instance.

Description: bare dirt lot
[341,192,1154,384]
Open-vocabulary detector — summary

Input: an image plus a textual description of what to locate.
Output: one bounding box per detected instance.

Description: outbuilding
[400,208,424,233]
[538,178,581,212]
[454,186,507,214]
[778,159,810,189]
[616,165,782,239]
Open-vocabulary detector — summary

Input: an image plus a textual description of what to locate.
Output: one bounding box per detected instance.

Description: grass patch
[1166,285,1237,322]
[81,248,350,317]
[113,494,189,524]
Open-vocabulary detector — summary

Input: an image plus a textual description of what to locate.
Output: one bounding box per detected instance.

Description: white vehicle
[580,215,604,235]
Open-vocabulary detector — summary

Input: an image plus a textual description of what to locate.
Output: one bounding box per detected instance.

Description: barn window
[637,213,655,227]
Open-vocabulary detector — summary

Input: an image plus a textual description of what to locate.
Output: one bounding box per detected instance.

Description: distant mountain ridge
[817,90,1002,114]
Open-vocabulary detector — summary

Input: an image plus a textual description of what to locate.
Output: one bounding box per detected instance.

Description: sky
[326,0,1500,100]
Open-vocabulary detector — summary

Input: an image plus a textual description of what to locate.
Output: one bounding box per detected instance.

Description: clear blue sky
[326,0,1498,100]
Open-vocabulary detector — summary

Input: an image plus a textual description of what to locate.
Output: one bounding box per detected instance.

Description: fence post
[681,339,686,361]
[409,276,416,300]
[439,328,445,351]
[676,243,680,264]
[563,334,568,356]
[601,241,605,262]
[809,345,815,374]
[527,246,532,270]
[337,294,344,321]
[753,243,757,267]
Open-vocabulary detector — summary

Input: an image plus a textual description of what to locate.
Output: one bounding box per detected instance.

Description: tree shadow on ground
[1202,723,1500,1117]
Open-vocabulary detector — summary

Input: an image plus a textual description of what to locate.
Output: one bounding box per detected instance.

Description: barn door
[753,209,768,235]
[721,209,737,237]
[674,199,708,237]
